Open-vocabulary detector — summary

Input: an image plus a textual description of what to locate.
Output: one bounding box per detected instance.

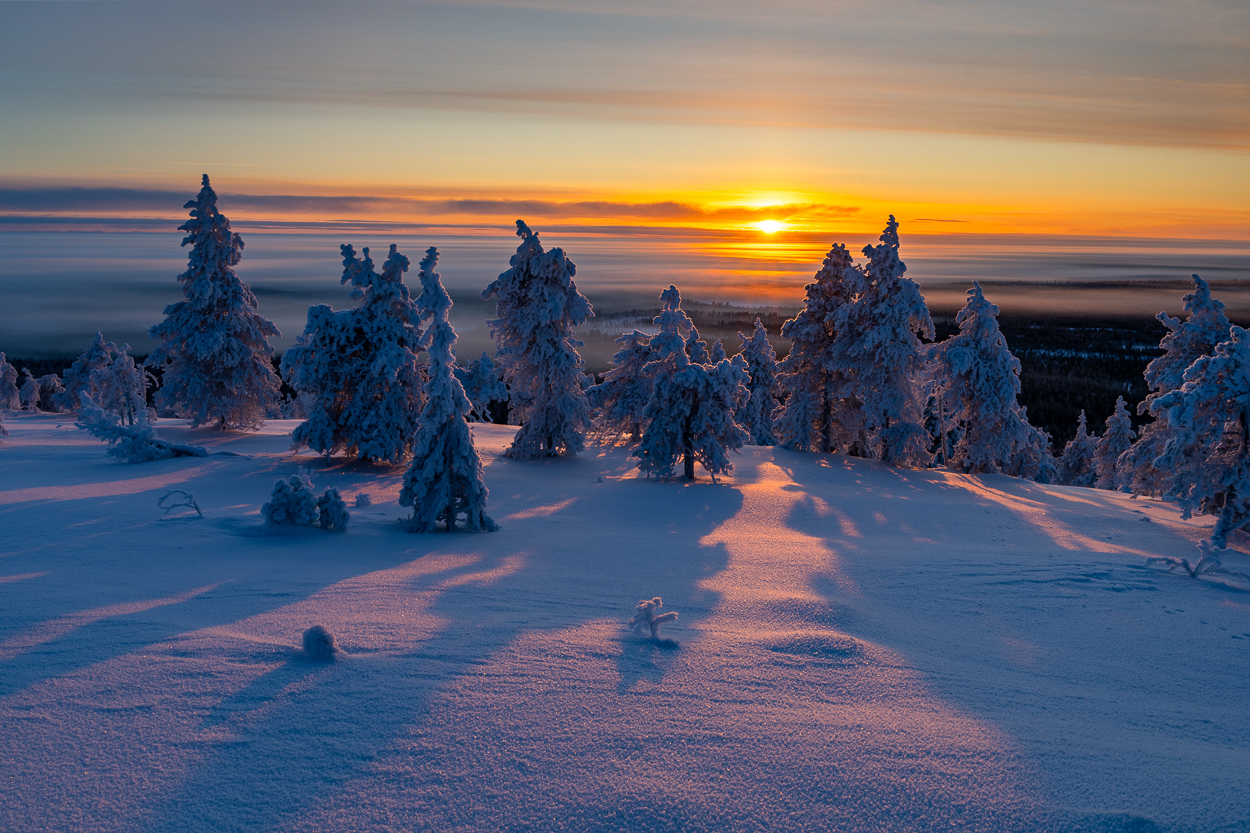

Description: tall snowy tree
[774,243,863,452]
[147,175,282,429]
[827,216,935,466]
[454,352,507,423]
[482,220,594,459]
[400,248,497,533]
[1094,396,1135,490]
[931,282,1054,478]
[685,326,711,364]
[281,244,425,463]
[587,330,654,442]
[1122,274,1231,496]
[634,286,749,481]
[0,354,19,411]
[1056,411,1098,487]
[736,318,780,446]
[1151,326,1250,548]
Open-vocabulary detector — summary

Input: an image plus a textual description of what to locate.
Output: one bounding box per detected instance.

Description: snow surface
[1,412,1248,832]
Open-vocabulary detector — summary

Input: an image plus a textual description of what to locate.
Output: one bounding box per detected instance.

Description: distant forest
[0,310,1192,452]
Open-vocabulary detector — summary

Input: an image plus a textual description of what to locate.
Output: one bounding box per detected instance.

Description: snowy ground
[1,413,1247,832]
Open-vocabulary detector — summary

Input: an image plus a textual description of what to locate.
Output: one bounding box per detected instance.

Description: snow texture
[1123,274,1231,497]
[1,414,1249,832]
[76,395,208,462]
[146,176,282,430]
[587,329,654,442]
[282,244,425,463]
[301,625,339,662]
[628,597,678,640]
[481,220,594,459]
[634,286,749,481]
[932,282,1055,479]
[400,248,497,533]
[735,318,779,446]
[454,352,507,423]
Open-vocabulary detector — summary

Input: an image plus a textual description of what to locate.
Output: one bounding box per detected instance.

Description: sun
[755,219,786,234]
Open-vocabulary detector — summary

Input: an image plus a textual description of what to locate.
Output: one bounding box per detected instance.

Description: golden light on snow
[755,219,786,234]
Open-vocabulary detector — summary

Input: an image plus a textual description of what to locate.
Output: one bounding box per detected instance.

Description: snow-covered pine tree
[282,244,424,462]
[931,282,1054,477]
[400,248,497,533]
[827,216,935,466]
[1152,326,1250,548]
[587,330,654,442]
[0,354,19,410]
[634,286,749,481]
[147,175,282,430]
[774,243,863,452]
[709,339,727,363]
[736,318,780,446]
[454,352,507,423]
[18,369,39,411]
[686,326,710,364]
[1056,411,1098,487]
[482,220,594,459]
[1095,396,1135,490]
[1123,274,1231,496]
[35,374,66,412]
[54,331,118,412]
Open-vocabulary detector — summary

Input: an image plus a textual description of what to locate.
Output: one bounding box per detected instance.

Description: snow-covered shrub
[1122,274,1231,496]
[587,330,654,442]
[262,474,319,527]
[316,488,350,532]
[281,244,425,462]
[634,286,749,481]
[76,394,208,462]
[302,625,339,661]
[147,175,282,430]
[628,597,678,639]
[454,352,507,423]
[1151,325,1250,548]
[354,492,372,507]
[482,220,594,459]
[400,248,497,533]
[931,282,1054,478]
[774,243,863,452]
[57,334,151,424]
[0,353,20,410]
[736,318,780,446]
[1056,411,1098,487]
[1095,396,1135,490]
[36,374,67,412]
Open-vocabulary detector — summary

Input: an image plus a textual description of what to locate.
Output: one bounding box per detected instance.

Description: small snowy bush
[354,492,372,507]
[316,488,350,532]
[262,474,319,527]
[628,597,679,640]
[302,625,339,661]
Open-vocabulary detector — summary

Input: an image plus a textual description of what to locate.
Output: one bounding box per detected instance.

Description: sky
[1,0,1248,354]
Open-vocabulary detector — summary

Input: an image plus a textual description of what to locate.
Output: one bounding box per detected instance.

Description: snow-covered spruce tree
[587,330,654,442]
[1095,396,1135,490]
[827,216,934,466]
[709,339,727,364]
[774,243,864,453]
[281,244,424,462]
[454,352,507,423]
[1152,326,1250,548]
[0,354,19,410]
[18,369,39,411]
[92,344,150,426]
[1123,274,1231,496]
[76,394,208,462]
[685,326,710,364]
[400,248,497,533]
[54,331,117,412]
[482,220,594,459]
[634,286,749,481]
[35,374,66,412]
[147,175,282,430]
[736,318,780,446]
[931,282,1054,477]
[1056,411,1098,487]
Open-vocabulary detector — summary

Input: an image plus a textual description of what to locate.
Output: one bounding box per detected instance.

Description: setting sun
[755,219,786,234]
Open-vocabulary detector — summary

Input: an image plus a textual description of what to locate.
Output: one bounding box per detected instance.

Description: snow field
[0,414,1247,831]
